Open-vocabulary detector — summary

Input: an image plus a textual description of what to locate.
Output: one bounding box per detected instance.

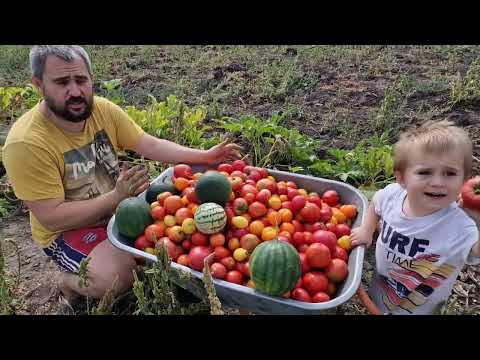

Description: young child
[351,120,480,315]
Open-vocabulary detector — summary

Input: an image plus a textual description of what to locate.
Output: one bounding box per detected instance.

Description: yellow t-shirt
[2,96,145,248]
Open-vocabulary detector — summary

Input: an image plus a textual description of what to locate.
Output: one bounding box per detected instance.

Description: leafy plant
[100,79,124,105]
[450,57,480,106]
[218,113,321,168]
[308,132,395,189]
[0,85,41,120]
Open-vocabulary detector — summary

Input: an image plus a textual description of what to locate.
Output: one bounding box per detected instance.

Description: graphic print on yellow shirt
[64,129,119,200]
[2,96,144,248]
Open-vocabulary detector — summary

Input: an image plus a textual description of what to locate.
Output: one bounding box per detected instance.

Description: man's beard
[44,94,94,123]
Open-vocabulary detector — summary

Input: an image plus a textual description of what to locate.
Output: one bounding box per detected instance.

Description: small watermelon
[250,239,301,297]
[194,202,227,234]
[195,171,232,206]
[145,181,176,204]
[115,197,153,238]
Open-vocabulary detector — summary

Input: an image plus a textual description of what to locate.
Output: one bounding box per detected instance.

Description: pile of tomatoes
[134,160,358,303]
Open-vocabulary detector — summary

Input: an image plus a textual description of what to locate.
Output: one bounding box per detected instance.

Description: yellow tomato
[268,195,282,210]
[249,220,265,236]
[233,248,249,262]
[232,216,249,229]
[337,235,352,252]
[164,215,176,227]
[262,226,278,241]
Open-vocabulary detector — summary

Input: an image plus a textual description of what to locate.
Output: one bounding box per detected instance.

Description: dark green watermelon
[145,181,176,204]
[115,197,153,238]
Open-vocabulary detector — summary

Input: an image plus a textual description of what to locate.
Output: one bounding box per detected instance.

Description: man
[2,45,242,305]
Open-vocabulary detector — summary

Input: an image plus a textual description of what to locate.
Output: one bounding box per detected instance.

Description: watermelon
[145,181,176,204]
[195,171,232,206]
[194,202,227,234]
[250,239,301,297]
[116,197,153,238]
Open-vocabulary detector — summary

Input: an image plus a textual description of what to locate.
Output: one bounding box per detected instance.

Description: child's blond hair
[394,120,472,178]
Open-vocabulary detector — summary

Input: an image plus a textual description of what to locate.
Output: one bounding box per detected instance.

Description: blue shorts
[43,226,108,274]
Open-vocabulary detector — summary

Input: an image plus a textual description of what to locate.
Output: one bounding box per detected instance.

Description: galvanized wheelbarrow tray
[107,166,368,315]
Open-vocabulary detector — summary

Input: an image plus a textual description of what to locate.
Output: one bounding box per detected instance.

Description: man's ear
[395,170,405,188]
[31,76,44,96]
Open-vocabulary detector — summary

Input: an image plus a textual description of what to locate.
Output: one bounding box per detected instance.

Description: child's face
[395,147,465,215]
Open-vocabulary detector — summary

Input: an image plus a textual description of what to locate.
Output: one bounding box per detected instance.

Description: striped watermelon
[250,239,301,297]
[194,202,227,234]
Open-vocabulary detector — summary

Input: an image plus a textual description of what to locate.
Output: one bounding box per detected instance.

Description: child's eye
[417,170,431,175]
[446,171,457,176]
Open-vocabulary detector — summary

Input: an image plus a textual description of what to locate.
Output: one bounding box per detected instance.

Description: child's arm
[351,193,381,248]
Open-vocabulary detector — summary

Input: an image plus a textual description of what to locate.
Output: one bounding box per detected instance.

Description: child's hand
[458,194,480,225]
[351,226,374,248]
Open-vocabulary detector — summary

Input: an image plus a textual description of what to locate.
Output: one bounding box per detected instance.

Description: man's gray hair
[29,45,92,79]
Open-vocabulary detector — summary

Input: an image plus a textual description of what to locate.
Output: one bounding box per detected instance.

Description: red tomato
[300,202,321,223]
[303,231,313,244]
[298,244,309,253]
[311,222,326,232]
[188,246,213,271]
[311,230,337,253]
[240,184,258,198]
[231,160,247,172]
[145,223,165,243]
[299,253,311,274]
[326,223,336,233]
[150,206,166,221]
[181,239,192,251]
[319,207,332,224]
[235,261,250,277]
[248,201,268,218]
[281,201,294,212]
[134,235,154,251]
[233,228,249,239]
[294,278,303,289]
[325,258,349,283]
[312,292,330,303]
[256,189,272,204]
[303,271,329,294]
[257,168,269,179]
[157,237,178,260]
[174,164,193,180]
[287,187,300,201]
[225,270,243,284]
[292,220,305,233]
[214,246,231,260]
[286,181,298,189]
[333,246,349,262]
[305,243,331,268]
[230,176,244,192]
[307,195,322,208]
[231,170,247,181]
[291,195,307,212]
[248,170,262,182]
[220,256,236,271]
[335,223,351,238]
[461,177,480,210]
[210,233,226,248]
[257,178,277,194]
[191,232,209,246]
[210,262,227,279]
[292,231,306,247]
[183,187,198,203]
[277,183,288,195]
[322,190,340,207]
[217,163,233,174]
[176,254,190,267]
[291,288,311,302]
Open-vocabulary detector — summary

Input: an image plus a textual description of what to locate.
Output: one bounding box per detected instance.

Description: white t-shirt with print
[369,183,480,315]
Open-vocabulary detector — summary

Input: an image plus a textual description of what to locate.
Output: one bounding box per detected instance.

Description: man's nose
[67,82,82,97]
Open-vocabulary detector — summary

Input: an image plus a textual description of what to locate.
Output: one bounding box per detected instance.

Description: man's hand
[204,139,243,165]
[351,226,374,248]
[114,163,150,200]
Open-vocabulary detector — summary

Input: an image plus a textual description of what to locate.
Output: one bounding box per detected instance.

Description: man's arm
[134,133,242,165]
[23,163,149,232]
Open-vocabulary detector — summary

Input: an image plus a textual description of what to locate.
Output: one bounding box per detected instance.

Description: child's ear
[395,170,405,188]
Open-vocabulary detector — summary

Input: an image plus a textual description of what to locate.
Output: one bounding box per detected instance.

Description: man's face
[35,55,94,122]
